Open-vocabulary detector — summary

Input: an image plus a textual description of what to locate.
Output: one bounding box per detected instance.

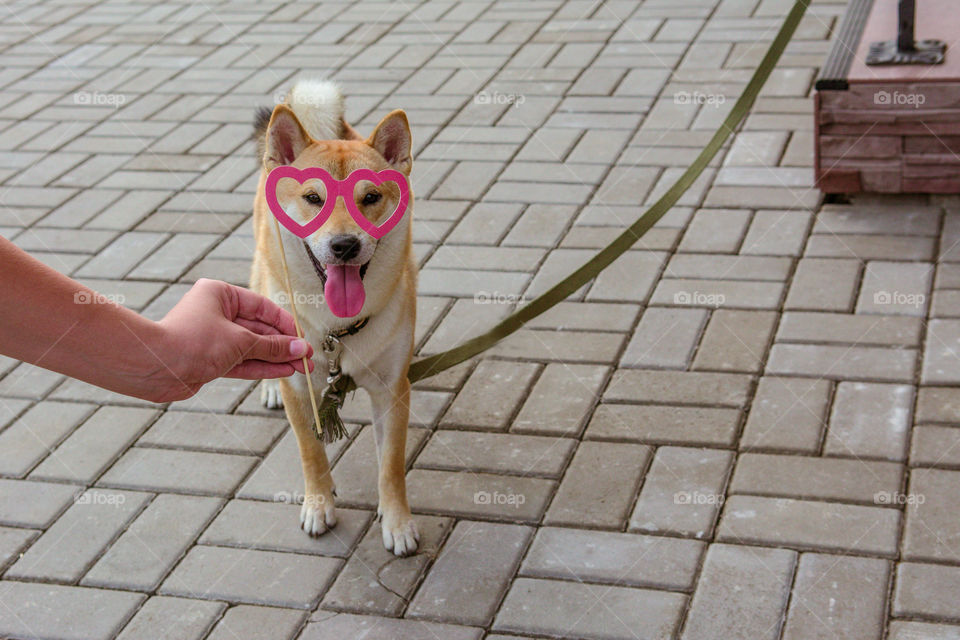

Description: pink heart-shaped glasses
[265,165,410,240]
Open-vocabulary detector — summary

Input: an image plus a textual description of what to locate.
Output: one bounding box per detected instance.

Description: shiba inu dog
[249,79,419,556]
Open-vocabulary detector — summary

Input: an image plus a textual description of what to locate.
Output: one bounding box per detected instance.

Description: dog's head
[260,105,412,318]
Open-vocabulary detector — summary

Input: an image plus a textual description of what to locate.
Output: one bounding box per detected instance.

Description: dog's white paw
[260,380,284,410]
[300,495,337,537]
[381,509,419,557]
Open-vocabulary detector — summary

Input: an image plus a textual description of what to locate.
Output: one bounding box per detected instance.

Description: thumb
[241,331,312,364]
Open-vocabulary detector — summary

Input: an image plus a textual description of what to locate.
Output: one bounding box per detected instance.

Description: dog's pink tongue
[324,264,365,318]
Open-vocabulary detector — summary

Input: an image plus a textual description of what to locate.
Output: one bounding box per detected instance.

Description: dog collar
[329,317,368,338]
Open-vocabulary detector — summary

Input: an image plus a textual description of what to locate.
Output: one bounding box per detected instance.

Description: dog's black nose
[329,234,361,261]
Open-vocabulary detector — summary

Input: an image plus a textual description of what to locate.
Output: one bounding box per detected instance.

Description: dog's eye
[302,193,323,206]
[362,191,381,206]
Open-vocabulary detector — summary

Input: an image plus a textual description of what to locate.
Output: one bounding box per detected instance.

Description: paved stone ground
[2,0,960,638]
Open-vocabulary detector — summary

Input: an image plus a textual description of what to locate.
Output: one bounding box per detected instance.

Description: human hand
[154,278,314,401]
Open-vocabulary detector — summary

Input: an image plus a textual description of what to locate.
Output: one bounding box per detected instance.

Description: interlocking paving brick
[587,403,741,446]
[717,496,900,556]
[0,582,144,640]
[511,363,607,436]
[731,453,902,504]
[442,359,540,429]
[83,494,221,592]
[651,277,784,309]
[7,488,149,582]
[630,446,732,539]
[0,478,80,528]
[781,553,889,640]
[588,250,669,302]
[127,232,220,280]
[31,405,157,483]
[0,526,38,572]
[903,469,960,563]
[74,231,168,278]
[777,311,923,346]
[160,546,341,609]
[604,369,751,406]
[677,208,752,253]
[237,430,321,503]
[815,203,941,235]
[546,441,650,528]
[406,468,553,523]
[916,386,960,423]
[826,382,914,461]
[740,209,811,256]
[0,400,94,476]
[115,596,224,640]
[666,253,792,281]
[167,377,256,413]
[692,309,776,372]
[894,562,960,622]
[322,515,453,616]
[205,605,305,640]
[302,612,483,640]
[415,430,574,477]
[620,306,707,369]
[784,258,860,312]
[767,343,917,383]
[805,234,936,261]
[331,425,427,508]
[889,621,960,639]
[487,328,625,363]
[739,376,829,452]
[521,527,704,590]
[681,544,796,640]
[911,425,960,467]
[856,261,933,316]
[924,320,960,385]
[138,411,285,454]
[408,521,531,626]
[495,577,686,640]
[199,501,370,557]
[100,447,257,495]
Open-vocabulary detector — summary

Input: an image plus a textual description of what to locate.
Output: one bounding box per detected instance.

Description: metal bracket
[866,0,945,65]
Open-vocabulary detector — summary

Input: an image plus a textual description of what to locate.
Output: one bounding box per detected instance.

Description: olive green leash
[315,0,810,441]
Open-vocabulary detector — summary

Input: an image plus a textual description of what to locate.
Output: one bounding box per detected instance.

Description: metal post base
[866,38,946,65]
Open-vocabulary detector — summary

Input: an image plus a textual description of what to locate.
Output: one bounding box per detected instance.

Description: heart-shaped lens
[265,166,337,239]
[345,168,409,239]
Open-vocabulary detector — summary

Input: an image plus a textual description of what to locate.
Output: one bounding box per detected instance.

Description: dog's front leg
[368,375,419,556]
[280,376,337,536]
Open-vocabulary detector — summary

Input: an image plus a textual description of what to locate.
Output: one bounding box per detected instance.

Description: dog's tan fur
[250,80,419,556]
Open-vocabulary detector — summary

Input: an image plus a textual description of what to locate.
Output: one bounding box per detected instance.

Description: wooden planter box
[815,0,960,193]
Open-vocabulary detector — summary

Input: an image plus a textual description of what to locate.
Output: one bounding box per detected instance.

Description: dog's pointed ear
[368,109,412,175]
[264,105,312,167]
